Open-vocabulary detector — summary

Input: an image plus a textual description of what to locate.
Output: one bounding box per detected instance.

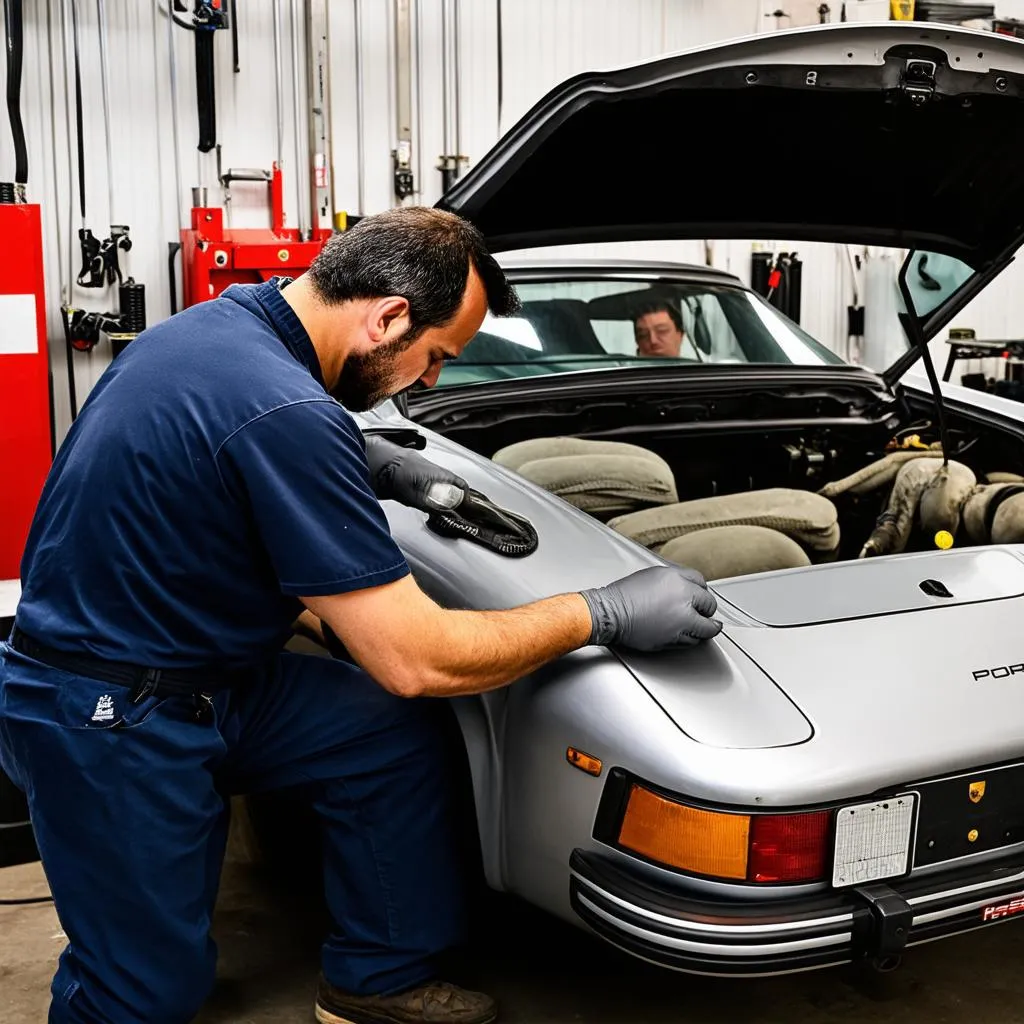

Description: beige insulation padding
[918,461,976,536]
[609,488,840,558]
[659,525,811,581]
[964,484,1024,544]
[859,459,975,557]
[818,449,943,499]
[985,472,1024,484]
[492,437,678,517]
[992,494,1024,544]
[963,485,999,544]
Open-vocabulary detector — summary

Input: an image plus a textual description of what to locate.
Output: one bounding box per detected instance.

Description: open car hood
[439,22,1024,267]
[441,23,1024,386]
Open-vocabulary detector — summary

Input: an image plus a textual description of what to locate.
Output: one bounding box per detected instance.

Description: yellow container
[891,0,915,19]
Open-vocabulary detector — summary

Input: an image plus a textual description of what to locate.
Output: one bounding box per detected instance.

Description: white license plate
[832,795,916,888]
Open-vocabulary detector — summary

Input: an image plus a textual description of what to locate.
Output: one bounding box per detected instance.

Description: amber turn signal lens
[566,747,603,776]
[618,784,749,880]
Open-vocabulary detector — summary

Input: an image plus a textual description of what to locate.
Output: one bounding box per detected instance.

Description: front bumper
[570,848,1024,976]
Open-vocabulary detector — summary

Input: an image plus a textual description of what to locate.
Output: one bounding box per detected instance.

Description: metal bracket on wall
[306,0,336,230]
[393,0,415,200]
[437,154,467,194]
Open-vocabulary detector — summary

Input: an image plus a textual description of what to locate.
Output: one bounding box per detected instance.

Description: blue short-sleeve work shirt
[15,280,410,666]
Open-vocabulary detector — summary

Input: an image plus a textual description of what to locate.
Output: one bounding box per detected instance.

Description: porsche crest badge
[970,780,986,804]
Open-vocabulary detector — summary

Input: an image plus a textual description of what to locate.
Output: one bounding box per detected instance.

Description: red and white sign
[982,893,1024,923]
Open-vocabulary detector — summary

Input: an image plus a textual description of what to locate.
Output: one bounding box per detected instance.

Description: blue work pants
[0,644,468,1024]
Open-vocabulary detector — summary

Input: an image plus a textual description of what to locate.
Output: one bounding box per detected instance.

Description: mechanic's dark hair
[308,207,520,340]
[633,300,684,334]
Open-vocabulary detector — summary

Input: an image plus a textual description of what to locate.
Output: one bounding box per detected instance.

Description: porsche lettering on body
[973,664,1024,682]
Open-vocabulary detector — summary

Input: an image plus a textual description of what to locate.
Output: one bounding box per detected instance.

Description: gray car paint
[357,390,1024,869]
[353,25,1024,969]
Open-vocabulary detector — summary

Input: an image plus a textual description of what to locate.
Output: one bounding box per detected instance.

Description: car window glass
[438,276,845,387]
[901,251,974,317]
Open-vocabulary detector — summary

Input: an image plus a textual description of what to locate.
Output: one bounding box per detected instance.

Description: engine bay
[412,375,1024,574]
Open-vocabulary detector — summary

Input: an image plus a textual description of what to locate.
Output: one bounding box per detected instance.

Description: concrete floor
[5,856,1024,1024]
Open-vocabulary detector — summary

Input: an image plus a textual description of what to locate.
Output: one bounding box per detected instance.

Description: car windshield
[436,276,845,387]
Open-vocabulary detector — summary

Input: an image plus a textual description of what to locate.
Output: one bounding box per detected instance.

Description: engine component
[820,449,943,499]
[782,441,834,484]
[963,483,1024,544]
[859,459,975,558]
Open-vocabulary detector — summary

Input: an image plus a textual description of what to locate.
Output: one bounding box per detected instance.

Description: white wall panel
[3,0,1024,449]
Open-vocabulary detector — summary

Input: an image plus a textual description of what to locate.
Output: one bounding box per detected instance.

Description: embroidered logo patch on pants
[91,695,115,722]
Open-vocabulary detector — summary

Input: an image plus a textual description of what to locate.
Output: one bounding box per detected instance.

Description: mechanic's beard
[330,336,414,412]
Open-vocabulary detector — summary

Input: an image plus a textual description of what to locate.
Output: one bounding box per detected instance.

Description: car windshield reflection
[438,276,844,387]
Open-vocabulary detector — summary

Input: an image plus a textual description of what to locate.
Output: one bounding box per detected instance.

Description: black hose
[0,895,53,905]
[70,0,85,220]
[194,28,216,152]
[4,0,27,185]
[230,0,239,72]
[62,309,80,421]
[167,241,181,316]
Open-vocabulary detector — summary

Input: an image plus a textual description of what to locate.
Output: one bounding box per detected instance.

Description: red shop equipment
[180,164,338,308]
[0,201,52,580]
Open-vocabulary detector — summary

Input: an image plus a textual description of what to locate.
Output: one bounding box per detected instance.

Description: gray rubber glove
[580,565,723,651]
[363,434,468,512]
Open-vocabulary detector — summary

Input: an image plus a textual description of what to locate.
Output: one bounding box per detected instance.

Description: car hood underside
[439,23,1024,268]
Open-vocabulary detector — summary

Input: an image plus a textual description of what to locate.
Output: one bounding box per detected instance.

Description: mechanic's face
[634,311,684,358]
[332,266,488,411]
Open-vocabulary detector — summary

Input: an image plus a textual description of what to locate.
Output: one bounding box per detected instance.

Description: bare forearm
[303,578,593,698]
[415,593,593,696]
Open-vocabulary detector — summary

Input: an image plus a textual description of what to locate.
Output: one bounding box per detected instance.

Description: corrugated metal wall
[2,0,1023,442]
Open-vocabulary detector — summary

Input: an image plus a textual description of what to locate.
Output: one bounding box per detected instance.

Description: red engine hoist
[180,159,337,307]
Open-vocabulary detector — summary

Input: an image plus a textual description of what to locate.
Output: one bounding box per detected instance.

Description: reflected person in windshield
[633,302,687,358]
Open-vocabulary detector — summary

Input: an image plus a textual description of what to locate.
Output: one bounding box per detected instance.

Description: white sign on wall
[0,294,39,355]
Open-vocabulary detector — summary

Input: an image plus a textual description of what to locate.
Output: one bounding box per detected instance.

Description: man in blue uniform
[0,208,721,1024]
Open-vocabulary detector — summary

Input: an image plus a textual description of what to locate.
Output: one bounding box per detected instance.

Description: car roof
[494,254,746,288]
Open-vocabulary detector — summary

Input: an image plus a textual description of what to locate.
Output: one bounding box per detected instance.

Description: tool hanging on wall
[2,0,27,202]
[751,250,803,324]
[61,0,147,364]
[177,0,340,308]
[170,0,232,153]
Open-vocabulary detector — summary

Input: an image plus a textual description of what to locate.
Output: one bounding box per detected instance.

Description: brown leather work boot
[314,975,498,1024]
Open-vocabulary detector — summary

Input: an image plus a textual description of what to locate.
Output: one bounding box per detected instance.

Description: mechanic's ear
[368,296,412,345]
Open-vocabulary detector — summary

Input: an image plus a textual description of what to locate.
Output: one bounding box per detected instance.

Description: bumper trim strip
[576,892,853,956]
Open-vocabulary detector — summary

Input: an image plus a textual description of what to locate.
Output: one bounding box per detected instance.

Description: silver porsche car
[350,21,1024,976]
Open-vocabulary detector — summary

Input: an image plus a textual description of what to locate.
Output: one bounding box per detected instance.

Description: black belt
[9,626,250,703]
